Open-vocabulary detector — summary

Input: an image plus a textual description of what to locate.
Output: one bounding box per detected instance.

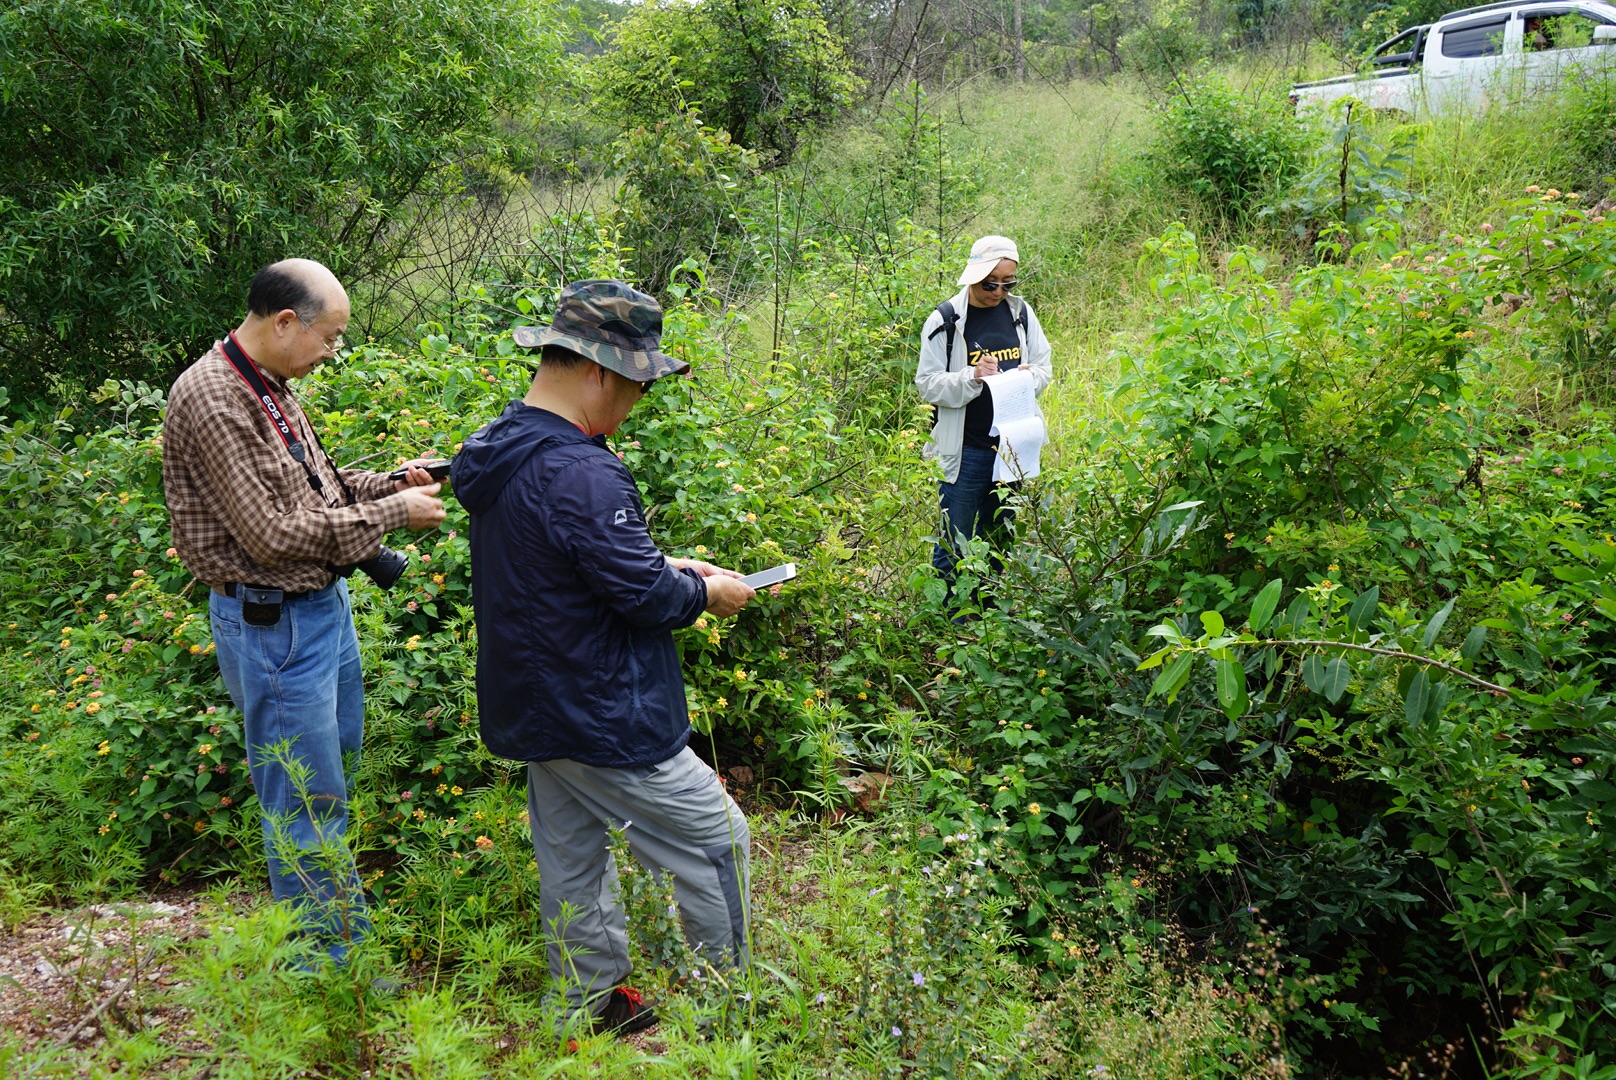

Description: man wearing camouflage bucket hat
[452,280,757,1039]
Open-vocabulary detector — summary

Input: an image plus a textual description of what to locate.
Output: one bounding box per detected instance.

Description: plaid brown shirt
[163,341,409,592]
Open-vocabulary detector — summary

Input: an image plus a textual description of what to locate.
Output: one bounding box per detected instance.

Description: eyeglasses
[296,313,345,354]
[636,379,655,396]
[977,279,1018,293]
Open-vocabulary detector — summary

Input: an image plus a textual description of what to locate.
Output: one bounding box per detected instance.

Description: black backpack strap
[925,300,960,371]
[1011,297,1029,333]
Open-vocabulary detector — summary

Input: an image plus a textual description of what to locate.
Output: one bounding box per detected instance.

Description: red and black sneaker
[593,985,658,1037]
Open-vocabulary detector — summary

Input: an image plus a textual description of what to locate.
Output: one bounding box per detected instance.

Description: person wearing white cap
[914,235,1053,599]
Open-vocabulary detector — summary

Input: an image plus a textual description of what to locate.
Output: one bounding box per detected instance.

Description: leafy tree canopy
[592,0,862,163]
[0,0,568,404]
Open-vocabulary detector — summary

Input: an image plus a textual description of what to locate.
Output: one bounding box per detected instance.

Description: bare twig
[37,942,162,1063]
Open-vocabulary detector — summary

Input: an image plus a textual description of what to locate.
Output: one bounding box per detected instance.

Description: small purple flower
[814,992,826,1005]
[892,1026,903,1037]
[667,904,678,917]
[740,992,752,1001]
[912,972,925,987]
[869,887,881,896]
[921,865,932,876]
[400,790,412,800]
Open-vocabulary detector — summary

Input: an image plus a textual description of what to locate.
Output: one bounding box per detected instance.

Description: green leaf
[1460,625,1487,661]
[1323,657,1351,703]
[1347,586,1380,633]
[1422,598,1455,649]
[1136,646,1173,671]
[1150,653,1195,702]
[1248,578,1283,632]
[1215,658,1248,721]
[1200,610,1226,638]
[1579,779,1616,803]
[1279,593,1314,634]
[1404,669,1429,724]
[1302,653,1327,695]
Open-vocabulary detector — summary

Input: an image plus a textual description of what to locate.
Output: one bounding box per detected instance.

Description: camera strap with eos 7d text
[219,332,360,625]
[220,331,356,510]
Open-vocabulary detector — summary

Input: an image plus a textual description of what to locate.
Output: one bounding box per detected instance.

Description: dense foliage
[593,0,861,163]
[924,201,1616,1069]
[6,188,1616,1073]
[0,0,566,401]
[1145,74,1307,220]
[6,0,1616,1071]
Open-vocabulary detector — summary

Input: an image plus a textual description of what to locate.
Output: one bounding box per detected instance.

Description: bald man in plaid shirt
[163,259,445,966]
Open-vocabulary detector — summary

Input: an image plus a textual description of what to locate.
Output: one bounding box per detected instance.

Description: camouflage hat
[511,279,689,381]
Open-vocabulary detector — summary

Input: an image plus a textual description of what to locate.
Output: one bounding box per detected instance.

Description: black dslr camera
[330,457,453,590]
[332,546,409,591]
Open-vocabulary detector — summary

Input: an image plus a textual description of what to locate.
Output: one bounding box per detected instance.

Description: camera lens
[356,546,409,590]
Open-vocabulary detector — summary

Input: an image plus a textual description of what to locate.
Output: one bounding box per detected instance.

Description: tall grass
[930,79,1165,445]
[917,68,1616,444]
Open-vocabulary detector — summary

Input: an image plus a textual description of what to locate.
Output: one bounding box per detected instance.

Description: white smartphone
[739,562,796,590]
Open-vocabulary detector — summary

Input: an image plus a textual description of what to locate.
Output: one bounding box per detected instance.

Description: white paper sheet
[982,368,1045,481]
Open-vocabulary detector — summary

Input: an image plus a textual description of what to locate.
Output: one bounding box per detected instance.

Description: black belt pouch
[239,586,285,627]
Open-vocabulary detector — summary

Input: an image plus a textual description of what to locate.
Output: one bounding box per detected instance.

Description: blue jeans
[209,579,370,964]
[932,445,1019,588]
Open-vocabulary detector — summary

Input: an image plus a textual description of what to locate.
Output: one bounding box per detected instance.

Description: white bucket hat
[957,235,1020,286]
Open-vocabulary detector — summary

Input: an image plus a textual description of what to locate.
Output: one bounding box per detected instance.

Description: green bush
[1559,72,1616,196]
[1145,75,1306,221]
[1119,220,1480,607]
[1119,0,1212,83]
[610,110,761,294]
[592,0,860,162]
[0,0,566,404]
[912,208,1616,1069]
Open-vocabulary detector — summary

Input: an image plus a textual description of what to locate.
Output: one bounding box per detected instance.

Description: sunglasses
[977,279,1018,292]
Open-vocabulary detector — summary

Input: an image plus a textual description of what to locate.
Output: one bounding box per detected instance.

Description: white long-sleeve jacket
[914,287,1053,484]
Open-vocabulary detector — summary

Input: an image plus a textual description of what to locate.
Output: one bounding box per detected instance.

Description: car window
[1440,16,1510,57]
[1374,27,1421,60]
[1522,10,1608,50]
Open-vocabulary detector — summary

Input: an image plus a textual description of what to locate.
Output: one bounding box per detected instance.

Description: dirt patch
[0,890,251,1063]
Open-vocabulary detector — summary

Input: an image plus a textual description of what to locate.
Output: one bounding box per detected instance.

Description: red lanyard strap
[219,332,353,507]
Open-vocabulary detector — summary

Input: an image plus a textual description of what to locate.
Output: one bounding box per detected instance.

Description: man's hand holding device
[739,563,795,589]
[669,559,796,618]
[389,458,453,487]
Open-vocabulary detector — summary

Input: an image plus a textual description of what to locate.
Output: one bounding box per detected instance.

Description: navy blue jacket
[452,402,708,767]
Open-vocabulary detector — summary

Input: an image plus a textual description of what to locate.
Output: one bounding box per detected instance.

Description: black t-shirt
[961,300,1023,450]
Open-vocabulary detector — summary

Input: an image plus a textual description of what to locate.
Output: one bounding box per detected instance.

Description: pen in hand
[973,343,999,379]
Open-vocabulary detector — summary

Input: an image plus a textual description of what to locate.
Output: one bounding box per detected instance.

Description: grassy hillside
[3,65,1615,1077]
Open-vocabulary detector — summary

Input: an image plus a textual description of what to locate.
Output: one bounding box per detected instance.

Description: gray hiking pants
[527,747,751,1016]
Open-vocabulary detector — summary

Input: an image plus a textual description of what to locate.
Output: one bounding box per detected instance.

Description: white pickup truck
[1292,0,1616,114]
